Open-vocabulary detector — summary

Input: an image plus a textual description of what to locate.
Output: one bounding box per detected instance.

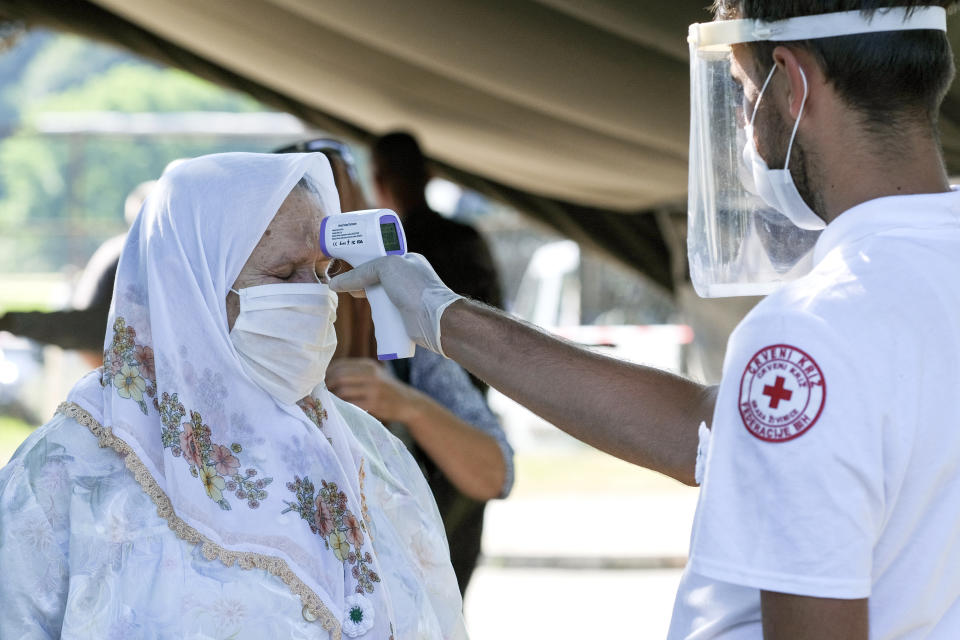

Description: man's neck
[814,115,950,223]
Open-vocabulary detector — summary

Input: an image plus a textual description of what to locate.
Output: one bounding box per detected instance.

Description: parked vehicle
[0,333,45,425]
[491,241,693,451]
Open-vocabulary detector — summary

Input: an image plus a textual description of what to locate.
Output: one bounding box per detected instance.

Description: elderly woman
[0,153,466,639]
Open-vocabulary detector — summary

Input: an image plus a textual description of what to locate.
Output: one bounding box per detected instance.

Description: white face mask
[229,282,338,405]
[741,65,827,231]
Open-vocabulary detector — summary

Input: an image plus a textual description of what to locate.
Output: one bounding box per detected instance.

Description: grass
[0,273,62,464]
[512,449,690,497]
[0,273,63,314]
[0,415,34,465]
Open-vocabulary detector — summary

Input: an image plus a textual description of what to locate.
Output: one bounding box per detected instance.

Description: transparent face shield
[686,6,947,298]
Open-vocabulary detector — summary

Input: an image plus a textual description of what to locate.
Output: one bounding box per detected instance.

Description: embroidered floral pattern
[157,392,271,510]
[102,317,272,511]
[358,459,372,541]
[283,477,380,594]
[133,344,156,380]
[297,396,328,429]
[102,317,156,414]
[56,401,341,638]
[298,395,333,445]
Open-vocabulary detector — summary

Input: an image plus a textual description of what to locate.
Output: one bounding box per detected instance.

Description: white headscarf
[64,152,464,639]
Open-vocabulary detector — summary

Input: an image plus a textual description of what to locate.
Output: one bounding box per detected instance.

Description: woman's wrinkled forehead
[243,183,328,274]
[274,184,327,248]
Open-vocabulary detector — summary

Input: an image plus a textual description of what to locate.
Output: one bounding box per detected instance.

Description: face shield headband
[685,6,948,298]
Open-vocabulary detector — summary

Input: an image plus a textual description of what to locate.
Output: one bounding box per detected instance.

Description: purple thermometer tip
[319,216,330,258]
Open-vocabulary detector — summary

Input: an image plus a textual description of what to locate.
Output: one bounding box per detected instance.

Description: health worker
[331,2,960,638]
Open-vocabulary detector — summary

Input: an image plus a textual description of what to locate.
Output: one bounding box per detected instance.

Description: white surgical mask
[742,65,826,231]
[229,282,338,405]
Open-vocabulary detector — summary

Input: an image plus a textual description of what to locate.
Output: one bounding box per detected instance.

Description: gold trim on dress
[56,401,341,639]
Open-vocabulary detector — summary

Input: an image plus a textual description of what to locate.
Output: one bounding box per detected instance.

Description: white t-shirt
[669,190,960,639]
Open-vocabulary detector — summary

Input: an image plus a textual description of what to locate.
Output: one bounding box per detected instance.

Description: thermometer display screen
[380,223,401,252]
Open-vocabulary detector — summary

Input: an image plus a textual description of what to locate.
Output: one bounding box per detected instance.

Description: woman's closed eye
[273,265,328,283]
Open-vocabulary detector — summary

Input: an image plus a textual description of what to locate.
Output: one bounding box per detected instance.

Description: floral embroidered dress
[0,153,465,639]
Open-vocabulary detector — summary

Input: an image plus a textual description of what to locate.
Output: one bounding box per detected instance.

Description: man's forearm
[441,300,715,485]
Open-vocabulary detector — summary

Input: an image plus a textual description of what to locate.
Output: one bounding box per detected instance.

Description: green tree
[0,33,278,272]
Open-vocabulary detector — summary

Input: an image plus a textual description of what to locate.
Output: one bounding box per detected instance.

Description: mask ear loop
[748,63,809,172]
[749,65,778,127]
[783,66,808,172]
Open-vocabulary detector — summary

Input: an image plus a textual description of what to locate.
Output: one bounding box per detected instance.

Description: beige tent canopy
[3,0,960,295]
[0,0,714,292]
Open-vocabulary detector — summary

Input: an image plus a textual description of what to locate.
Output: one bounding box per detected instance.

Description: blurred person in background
[0,180,154,367]
[371,131,502,329]
[277,138,514,594]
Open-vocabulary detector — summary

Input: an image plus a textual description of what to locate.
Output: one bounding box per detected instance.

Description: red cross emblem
[762,376,792,409]
[738,344,826,443]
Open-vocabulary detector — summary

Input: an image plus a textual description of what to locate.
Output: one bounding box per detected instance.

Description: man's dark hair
[713,1,957,130]
[372,131,429,190]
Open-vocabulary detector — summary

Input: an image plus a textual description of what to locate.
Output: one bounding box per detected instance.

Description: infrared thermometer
[320,209,416,360]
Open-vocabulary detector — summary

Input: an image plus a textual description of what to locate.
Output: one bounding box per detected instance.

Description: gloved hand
[328,253,463,356]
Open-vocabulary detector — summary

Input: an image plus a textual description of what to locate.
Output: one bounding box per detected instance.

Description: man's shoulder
[756,226,958,340]
[740,276,847,340]
[753,243,893,327]
[724,244,924,421]
[725,265,872,395]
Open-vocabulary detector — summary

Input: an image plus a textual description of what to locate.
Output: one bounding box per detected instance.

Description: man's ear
[771,45,811,121]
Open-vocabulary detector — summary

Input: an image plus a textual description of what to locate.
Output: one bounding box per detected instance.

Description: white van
[490,240,693,451]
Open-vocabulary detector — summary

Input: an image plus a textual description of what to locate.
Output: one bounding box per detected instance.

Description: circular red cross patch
[738,344,826,443]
